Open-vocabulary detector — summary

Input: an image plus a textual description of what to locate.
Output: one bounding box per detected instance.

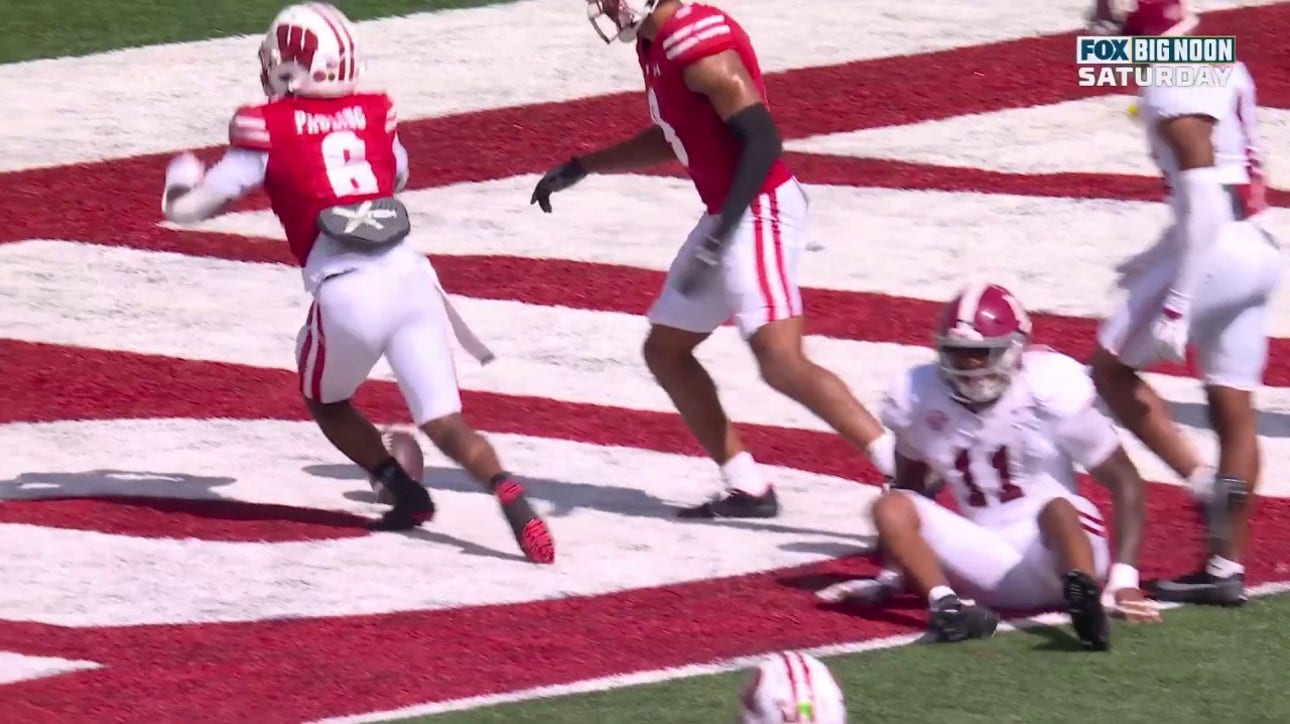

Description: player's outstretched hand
[1105,586,1163,623]
[530,157,588,213]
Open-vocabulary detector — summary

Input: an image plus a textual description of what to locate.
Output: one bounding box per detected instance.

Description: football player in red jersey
[1086,0,1277,604]
[161,3,553,564]
[531,0,895,518]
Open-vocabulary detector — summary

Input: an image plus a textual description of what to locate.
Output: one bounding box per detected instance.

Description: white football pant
[649,178,810,339]
[1098,220,1281,390]
[296,254,463,425]
[902,490,1110,611]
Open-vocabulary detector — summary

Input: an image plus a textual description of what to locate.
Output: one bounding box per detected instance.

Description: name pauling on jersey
[293,106,368,135]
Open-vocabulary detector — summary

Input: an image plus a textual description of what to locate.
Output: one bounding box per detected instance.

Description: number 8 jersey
[881,349,1123,528]
[228,92,405,273]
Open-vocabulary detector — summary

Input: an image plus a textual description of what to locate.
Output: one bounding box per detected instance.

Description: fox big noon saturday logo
[1076,35,1236,88]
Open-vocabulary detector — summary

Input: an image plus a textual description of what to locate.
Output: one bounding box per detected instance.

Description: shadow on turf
[306,463,872,542]
[0,469,383,531]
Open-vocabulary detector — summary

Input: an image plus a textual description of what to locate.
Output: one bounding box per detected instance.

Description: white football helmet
[740,652,846,724]
[258,3,361,99]
[586,0,663,43]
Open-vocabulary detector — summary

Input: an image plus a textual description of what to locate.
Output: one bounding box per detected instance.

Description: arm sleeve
[1144,86,1232,301]
[164,148,267,224]
[880,368,926,460]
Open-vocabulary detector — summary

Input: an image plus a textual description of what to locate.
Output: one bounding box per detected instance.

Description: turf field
[2,1,1288,722]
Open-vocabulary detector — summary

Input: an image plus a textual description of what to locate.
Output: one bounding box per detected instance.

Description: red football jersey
[229,92,401,265]
[636,3,793,214]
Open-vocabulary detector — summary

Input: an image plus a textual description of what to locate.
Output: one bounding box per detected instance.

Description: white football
[370,426,425,505]
[740,652,846,724]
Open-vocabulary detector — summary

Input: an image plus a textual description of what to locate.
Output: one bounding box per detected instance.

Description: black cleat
[928,594,999,643]
[676,487,779,519]
[367,458,435,531]
[1148,569,1246,607]
[1064,570,1110,651]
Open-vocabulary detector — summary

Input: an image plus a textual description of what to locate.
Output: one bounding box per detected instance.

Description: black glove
[676,233,725,298]
[530,157,588,213]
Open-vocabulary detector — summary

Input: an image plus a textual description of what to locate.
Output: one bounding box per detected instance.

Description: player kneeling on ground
[158,3,553,563]
[819,284,1161,649]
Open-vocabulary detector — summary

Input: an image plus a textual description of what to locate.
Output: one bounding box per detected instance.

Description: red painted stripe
[2,6,1286,250]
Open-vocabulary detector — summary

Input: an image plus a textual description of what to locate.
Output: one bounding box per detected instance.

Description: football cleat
[494,478,555,564]
[367,484,434,531]
[367,452,435,531]
[1148,569,1246,607]
[928,594,999,643]
[815,576,900,606]
[1064,570,1111,651]
[677,487,779,519]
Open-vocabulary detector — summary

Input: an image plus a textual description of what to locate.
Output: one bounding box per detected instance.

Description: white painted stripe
[159,174,1290,336]
[0,419,874,626]
[0,651,102,685]
[5,240,1290,497]
[315,579,1290,722]
[786,97,1290,191]
[661,14,726,51]
[0,0,1127,171]
[665,26,732,61]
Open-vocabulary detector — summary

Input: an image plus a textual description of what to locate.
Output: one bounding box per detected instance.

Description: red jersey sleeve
[659,8,738,69]
[228,105,272,151]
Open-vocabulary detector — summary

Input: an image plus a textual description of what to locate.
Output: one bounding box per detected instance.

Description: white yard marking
[0,652,101,686]
[4,240,1290,497]
[160,173,1290,331]
[788,98,1290,190]
[0,419,875,627]
[1,0,1124,171]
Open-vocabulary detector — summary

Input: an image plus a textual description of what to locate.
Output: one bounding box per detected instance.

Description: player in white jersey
[1085,0,1278,605]
[818,284,1159,649]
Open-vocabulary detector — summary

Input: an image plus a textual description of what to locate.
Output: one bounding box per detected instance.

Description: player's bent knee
[420,412,474,448]
[871,491,919,533]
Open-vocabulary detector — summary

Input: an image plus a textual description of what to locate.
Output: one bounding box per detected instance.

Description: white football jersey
[881,349,1120,527]
[1138,61,1267,221]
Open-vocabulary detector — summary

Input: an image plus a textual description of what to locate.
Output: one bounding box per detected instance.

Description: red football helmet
[1087,0,1199,36]
[935,283,1033,405]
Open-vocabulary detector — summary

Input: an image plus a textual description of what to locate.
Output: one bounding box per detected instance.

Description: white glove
[165,152,205,192]
[1100,564,1162,623]
[1150,290,1190,364]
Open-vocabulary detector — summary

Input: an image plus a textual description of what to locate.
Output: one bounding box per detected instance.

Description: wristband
[1107,563,1139,592]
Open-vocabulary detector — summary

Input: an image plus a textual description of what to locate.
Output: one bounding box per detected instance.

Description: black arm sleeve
[712,103,783,242]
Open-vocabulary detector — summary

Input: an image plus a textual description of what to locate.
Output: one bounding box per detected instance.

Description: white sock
[1206,555,1244,578]
[720,452,768,496]
[928,585,955,605]
[867,430,896,478]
